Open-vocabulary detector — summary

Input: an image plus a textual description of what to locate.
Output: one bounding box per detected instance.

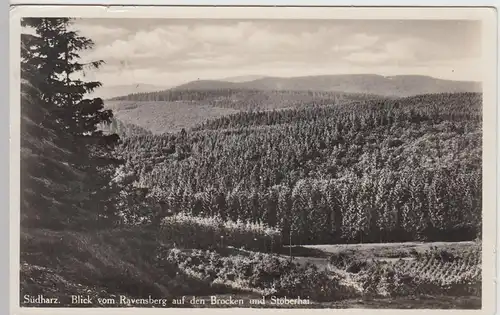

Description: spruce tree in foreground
[21,17,121,229]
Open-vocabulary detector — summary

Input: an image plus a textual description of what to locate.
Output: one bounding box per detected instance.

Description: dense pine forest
[113,92,482,245]
[19,17,483,309]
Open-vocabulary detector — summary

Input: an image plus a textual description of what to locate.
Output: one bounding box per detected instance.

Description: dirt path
[279,241,476,271]
[286,241,475,261]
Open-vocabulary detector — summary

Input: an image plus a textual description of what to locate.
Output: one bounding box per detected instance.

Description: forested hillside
[105,90,390,134]
[110,89,388,111]
[106,74,481,135]
[115,92,482,244]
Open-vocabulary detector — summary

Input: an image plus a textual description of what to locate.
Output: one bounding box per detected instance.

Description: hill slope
[104,100,239,134]
[105,90,390,134]
[105,74,481,135]
[221,75,267,83]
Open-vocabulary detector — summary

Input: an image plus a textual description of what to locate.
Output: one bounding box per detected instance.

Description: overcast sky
[70,18,482,97]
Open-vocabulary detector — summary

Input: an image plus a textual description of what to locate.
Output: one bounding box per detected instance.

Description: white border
[7,6,499,19]
[9,5,498,315]
[7,0,500,7]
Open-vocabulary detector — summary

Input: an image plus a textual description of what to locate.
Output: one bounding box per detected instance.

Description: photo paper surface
[9,5,497,314]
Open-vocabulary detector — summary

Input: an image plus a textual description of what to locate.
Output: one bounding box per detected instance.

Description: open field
[104,100,239,134]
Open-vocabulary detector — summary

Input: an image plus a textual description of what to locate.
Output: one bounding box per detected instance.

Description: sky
[69,18,482,98]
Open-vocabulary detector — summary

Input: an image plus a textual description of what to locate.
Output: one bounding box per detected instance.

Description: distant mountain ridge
[170,74,481,97]
[221,75,267,83]
[105,74,481,134]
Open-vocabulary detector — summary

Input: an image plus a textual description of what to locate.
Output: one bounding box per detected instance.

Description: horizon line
[97,73,483,91]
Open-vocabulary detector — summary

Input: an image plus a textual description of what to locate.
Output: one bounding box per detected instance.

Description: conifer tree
[21,17,121,228]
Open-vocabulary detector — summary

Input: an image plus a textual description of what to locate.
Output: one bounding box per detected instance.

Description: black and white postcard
[9,5,498,314]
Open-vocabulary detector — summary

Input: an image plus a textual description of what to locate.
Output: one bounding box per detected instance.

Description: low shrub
[160,213,282,253]
[328,252,368,273]
[159,248,354,302]
[355,244,482,298]
[420,246,458,263]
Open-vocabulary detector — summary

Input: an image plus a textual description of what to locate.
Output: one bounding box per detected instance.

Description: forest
[113,92,482,245]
